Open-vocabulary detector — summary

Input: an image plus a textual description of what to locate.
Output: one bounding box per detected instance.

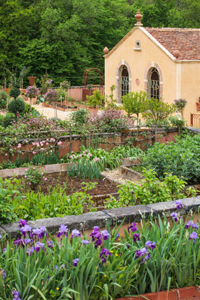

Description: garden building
[104,11,200,126]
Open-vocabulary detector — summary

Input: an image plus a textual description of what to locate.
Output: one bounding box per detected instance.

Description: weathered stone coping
[1,196,200,238]
[0,158,133,178]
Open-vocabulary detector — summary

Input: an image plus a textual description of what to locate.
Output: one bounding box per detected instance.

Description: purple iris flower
[35,241,45,252]
[135,247,150,261]
[54,265,59,269]
[0,234,2,239]
[185,221,192,229]
[56,224,68,238]
[2,269,6,280]
[171,212,179,222]
[82,240,89,244]
[3,248,6,252]
[73,258,79,267]
[26,247,35,256]
[192,222,199,230]
[128,223,137,232]
[32,226,47,239]
[13,239,26,248]
[189,231,198,243]
[20,224,32,238]
[90,227,103,248]
[145,241,156,249]
[115,233,120,240]
[100,248,112,264]
[71,229,81,238]
[24,239,32,245]
[101,230,111,240]
[19,219,28,228]
[48,241,55,248]
[175,200,183,210]
[133,233,140,243]
[12,290,21,300]
[127,244,130,249]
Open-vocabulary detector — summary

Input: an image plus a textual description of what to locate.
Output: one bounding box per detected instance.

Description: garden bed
[16,171,119,196]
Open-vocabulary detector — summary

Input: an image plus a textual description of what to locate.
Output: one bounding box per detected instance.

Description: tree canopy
[0,0,199,87]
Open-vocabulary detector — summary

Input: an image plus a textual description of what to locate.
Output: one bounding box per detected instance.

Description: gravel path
[32,103,73,120]
[101,168,142,185]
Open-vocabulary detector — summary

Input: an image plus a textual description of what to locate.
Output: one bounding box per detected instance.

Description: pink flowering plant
[44,89,59,104]
[174,98,187,111]
[1,201,200,299]
[26,86,40,99]
[24,167,44,189]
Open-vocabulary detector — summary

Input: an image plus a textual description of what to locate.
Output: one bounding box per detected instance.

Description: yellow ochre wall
[181,62,200,125]
[104,26,200,125]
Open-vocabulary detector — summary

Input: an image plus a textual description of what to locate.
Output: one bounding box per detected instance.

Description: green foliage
[24,167,44,190]
[14,182,97,220]
[109,169,187,207]
[9,88,20,100]
[106,85,120,110]
[67,160,101,179]
[68,145,144,171]
[0,91,8,109]
[122,91,147,122]
[3,112,15,128]
[37,74,53,94]
[1,214,200,298]
[169,115,185,129]
[71,108,89,126]
[86,90,104,108]
[31,152,60,166]
[142,98,176,125]
[0,177,21,223]
[8,97,25,115]
[143,134,200,183]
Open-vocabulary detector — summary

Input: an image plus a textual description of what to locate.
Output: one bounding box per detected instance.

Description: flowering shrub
[26,85,40,99]
[44,89,59,104]
[174,98,187,111]
[87,109,128,132]
[1,201,200,299]
[60,80,70,91]
[24,167,44,190]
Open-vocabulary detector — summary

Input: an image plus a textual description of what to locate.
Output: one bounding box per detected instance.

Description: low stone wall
[0,127,178,164]
[1,196,200,238]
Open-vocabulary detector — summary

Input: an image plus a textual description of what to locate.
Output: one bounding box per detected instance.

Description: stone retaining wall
[1,196,200,239]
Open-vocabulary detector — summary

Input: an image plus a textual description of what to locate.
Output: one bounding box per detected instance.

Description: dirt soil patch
[17,171,119,196]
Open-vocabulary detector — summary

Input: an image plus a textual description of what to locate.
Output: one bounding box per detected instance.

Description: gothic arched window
[148,67,160,100]
[120,65,129,102]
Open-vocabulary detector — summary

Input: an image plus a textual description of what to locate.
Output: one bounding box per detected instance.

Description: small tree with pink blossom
[44,89,59,104]
[26,86,40,110]
[60,80,70,107]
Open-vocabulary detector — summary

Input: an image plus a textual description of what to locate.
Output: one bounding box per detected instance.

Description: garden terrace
[0,126,178,164]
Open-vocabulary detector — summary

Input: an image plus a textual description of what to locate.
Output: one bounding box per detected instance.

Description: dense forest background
[0,0,200,87]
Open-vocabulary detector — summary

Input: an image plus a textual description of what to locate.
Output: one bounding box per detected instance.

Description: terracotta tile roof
[145,27,200,60]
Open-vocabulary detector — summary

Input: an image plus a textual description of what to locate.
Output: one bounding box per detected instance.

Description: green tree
[122,91,147,125]
[142,98,176,125]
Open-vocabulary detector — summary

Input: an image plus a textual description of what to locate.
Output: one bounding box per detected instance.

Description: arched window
[120,65,129,102]
[148,68,160,100]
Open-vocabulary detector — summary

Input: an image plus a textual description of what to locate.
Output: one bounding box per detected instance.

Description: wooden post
[83,203,87,213]
[69,128,72,153]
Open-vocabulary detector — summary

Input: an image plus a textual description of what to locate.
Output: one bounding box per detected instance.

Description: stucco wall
[105,27,176,105]
[105,26,200,125]
[181,62,200,125]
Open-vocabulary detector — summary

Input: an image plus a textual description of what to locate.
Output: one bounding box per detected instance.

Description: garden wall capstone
[1,196,200,239]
